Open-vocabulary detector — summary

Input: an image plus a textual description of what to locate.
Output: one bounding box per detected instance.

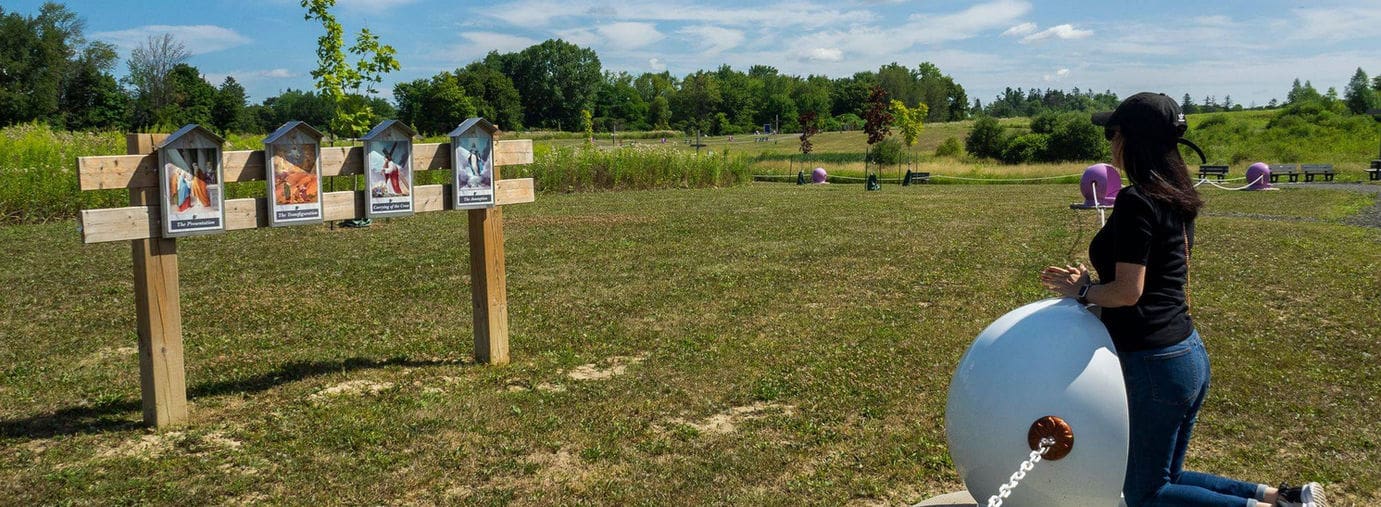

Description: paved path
[912,491,976,507]
[1214,183,1381,229]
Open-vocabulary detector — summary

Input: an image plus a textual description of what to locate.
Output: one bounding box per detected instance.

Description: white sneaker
[1275,482,1327,507]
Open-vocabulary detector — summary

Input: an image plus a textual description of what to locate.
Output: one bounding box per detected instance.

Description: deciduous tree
[126,33,189,128]
[301,0,400,137]
[863,86,892,146]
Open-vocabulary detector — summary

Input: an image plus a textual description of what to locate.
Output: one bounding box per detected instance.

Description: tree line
[4,2,1379,138]
[393,40,972,136]
[0,3,971,137]
[964,72,1381,165]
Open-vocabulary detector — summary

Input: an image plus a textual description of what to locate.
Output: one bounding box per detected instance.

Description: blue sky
[18,0,1381,108]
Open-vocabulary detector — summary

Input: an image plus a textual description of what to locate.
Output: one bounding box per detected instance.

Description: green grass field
[2,183,1378,505]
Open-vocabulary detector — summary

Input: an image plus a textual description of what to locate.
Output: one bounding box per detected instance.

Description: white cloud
[649,57,666,71]
[335,0,419,11]
[1021,24,1093,44]
[203,68,298,85]
[484,1,590,26]
[772,0,1028,65]
[1193,15,1233,27]
[93,25,251,55]
[429,32,540,66]
[903,0,1032,44]
[253,68,295,79]
[1042,68,1070,82]
[1002,22,1037,37]
[486,0,875,30]
[554,28,601,47]
[805,47,844,62]
[678,25,746,55]
[462,32,543,53]
[1290,6,1381,42]
[597,22,665,49]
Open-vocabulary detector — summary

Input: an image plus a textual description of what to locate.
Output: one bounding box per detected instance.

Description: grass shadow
[0,356,464,440]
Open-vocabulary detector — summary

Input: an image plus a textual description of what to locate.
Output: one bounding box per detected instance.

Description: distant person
[1040,92,1326,507]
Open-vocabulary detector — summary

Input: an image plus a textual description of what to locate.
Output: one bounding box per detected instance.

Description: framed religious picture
[263,121,324,226]
[448,118,498,209]
[157,124,226,238]
[361,120,416,218]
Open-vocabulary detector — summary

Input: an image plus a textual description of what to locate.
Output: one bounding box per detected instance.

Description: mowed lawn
[1,183,1379,505]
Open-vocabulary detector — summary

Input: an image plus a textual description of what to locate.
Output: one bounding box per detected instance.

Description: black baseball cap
[1092,92,1206,163]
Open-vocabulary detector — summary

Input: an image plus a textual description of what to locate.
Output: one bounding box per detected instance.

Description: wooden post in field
[468,162,509,365]
[126,133,188,427]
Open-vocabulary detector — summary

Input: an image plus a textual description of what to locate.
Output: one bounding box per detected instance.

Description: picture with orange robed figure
[272,143,319,206]
[163,148,219,215]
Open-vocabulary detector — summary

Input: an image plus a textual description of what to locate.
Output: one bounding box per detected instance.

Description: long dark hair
[1117,131,1203,220]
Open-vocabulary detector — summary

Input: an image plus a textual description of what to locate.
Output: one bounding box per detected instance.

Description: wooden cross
[77,133,536,427]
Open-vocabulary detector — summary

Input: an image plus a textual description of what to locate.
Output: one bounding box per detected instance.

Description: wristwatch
[1076,283,1092,305]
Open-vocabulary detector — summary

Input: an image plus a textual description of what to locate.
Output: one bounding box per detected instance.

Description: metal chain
[986,437,1055,507]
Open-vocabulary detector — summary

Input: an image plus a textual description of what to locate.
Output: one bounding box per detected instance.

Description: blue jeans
[1121,331,1265,507]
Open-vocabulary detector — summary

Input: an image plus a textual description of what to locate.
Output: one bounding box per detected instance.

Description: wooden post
[127,133,188,427]
[468,204,510,365]
[468,157,509,365]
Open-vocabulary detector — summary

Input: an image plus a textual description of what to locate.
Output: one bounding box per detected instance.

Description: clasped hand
[1040,263,1090,298]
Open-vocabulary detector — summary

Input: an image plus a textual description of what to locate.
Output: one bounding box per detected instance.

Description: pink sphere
[1246,162,1272,190]
[1079,164,1121,206]
[812,167,828,184]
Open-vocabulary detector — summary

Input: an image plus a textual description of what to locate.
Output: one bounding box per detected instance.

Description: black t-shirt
[1089,185,1195,352]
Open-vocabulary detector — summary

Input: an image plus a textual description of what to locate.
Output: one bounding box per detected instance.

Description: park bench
[1198,165,1229,181]
[902,170,930,186]
[1367,160,1380,181]
[1269,163,1299,183]
[1301,163,1334,182]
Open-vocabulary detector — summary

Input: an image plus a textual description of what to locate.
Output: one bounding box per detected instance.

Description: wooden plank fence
[78,134,536,427]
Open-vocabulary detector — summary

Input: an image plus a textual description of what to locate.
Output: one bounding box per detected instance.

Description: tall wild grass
[511,129,683,141]
[0,123,125,224]
[512,144,751,191]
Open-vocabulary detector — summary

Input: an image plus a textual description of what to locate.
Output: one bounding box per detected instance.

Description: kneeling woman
[1039,93,1325,507]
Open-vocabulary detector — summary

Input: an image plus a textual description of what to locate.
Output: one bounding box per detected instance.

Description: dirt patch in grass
[307,380,395,403]
[96,430,243,459]
[524,448,589,487]
[535,382,567,393]
[667,401,796,436]
[565,354,647,381]
[79,346,136,366]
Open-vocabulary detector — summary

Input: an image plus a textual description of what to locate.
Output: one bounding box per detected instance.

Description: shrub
[1030,113,1060,134]
[935,137,964,158]
[965,116,1007,160]
[1044,113,1108,162]
[1000,133,1048,164]
[1197,114,1229,129]
[866,138,907,165]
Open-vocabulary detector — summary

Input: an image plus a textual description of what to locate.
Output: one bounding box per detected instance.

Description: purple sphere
[1079,164,1121,206]
[1246,162,1272,190]
[1102,165,1122,203]
[812,167,828,184]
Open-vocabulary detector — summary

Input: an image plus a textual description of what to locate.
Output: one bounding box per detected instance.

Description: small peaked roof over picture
[263,121,324,144]
[448,117,498,137]
[157,124,225,149]
[361,119,417,140]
